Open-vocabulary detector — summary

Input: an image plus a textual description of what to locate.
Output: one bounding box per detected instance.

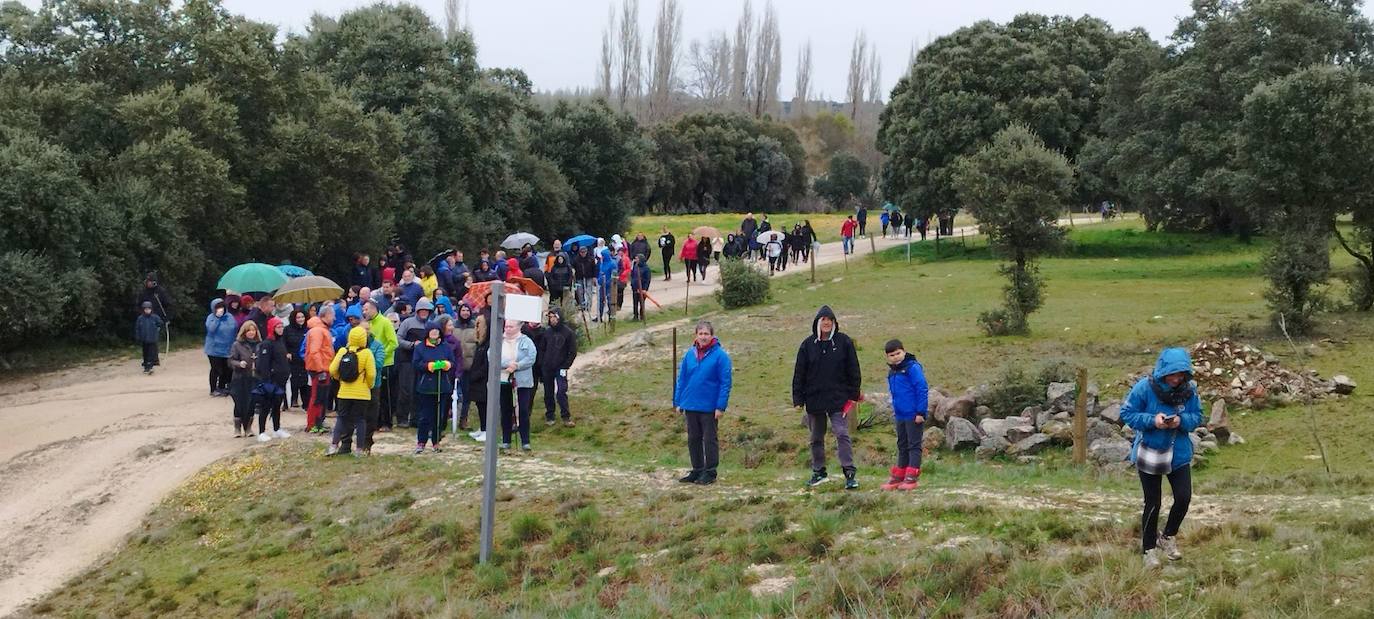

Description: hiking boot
[695,471,717,486]
[1143,548,1162,569]
[844,469,859,490]
[1158,535,1182,561]
[563,419,576,428]
[880,467,904,491]
[806,469,829,487]
[545,417,555,426]
[679,471,701,484]
[897,467,921,491]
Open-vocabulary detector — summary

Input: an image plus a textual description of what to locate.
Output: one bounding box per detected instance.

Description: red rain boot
[880,466,904,491]
[897,467,921,491]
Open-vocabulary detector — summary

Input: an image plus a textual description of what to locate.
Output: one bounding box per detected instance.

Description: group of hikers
[156,208,1195,569]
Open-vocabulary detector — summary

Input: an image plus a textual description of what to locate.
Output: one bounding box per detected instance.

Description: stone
[1007,433,1052,456]
[1120,426,1135,440]
[935,394,977,427]
[975,434,1010,459]
[1052,411,1072,422]
[1086,419,1118,444]
[1016,455,1043,465]
[865,392,894,417]
[974,405,994,420]
[1033,407,1052,430]
[1099,403,1122,425]
[1046,382,1077,411]
[1333,375,1357,395]
[1206,399,1231,444]
[1088,437,1131,465]
[1188,433,1201,452]
[979,417,1035,444]
[922,427,945,453]
[1041,420,1073,445]
[927,389,948,416]
[1199,440,1219,453]
[944,417,982,450]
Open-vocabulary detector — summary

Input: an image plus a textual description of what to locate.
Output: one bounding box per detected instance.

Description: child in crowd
[135,301,163,374]
[882,339,928,491]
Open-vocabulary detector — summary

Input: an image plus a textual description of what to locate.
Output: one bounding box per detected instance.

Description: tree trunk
[1334,226,1374,311]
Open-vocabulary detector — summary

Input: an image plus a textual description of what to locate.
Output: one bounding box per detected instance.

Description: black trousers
[697,259,709,279]
[631,288,646,320]
[541,369,570,421]
[683,411,719,474]
[1139,465,1192,552]
[230,375,255,430]
[500,383,534,446]
[208,356,231,393]
[378,365,394,429]
[895,419,924,469]
[288,363,308,406]
[661,253,672,278]
[141,342,159,370]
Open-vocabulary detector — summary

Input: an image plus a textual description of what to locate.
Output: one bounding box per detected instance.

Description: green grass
[29,219,1374,617]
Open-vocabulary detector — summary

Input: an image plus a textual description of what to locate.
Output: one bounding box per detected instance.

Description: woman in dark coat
[283,309,310,409]
[466,314,492,440]
[696,237,713,281]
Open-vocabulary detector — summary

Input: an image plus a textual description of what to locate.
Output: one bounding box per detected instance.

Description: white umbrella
[501,232,540,250]
[757,230,787,244]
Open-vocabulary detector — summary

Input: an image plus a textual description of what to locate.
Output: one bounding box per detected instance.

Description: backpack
[338,347,360,382]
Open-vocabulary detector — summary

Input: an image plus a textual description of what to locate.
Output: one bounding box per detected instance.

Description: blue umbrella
[564,234,597,249]
[277,264,313,278]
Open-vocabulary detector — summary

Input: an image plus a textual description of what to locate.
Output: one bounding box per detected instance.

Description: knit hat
[141,301,153,309]
[241,294,255,306]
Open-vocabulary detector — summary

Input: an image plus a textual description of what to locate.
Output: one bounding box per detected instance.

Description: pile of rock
[1130,338,1356,408]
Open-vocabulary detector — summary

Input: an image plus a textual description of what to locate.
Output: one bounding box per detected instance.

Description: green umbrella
[217,262,289,294]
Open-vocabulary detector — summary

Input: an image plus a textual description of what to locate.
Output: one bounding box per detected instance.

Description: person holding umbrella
[673,320,733,486]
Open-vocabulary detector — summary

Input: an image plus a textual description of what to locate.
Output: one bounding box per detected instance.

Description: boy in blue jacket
[882,339,928,490]
[135,302,163,374]
[1120,347,1203,568]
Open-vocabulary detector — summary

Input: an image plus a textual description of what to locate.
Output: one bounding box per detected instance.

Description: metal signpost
[479,285,505,564]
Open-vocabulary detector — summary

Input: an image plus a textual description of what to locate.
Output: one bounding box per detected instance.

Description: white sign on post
[504,293,545,323]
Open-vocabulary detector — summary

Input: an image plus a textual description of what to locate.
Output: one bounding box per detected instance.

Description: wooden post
[684,277,690,314]
[1072,367,1088,464]
[868,233,877,255]
[809,244,816,283]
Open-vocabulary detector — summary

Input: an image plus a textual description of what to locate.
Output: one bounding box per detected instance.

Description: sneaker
[695,472,717,486]
[471,431,486,442]
[563,420,576,428]
[432,445,443,453]
[1158,535,1182,561]
[545,417,555,426]
[414,446,424,454]
[274,429,291,439]
[257,432,272,443]
[844,470,859,490]
[1143,548,1162,569]
[376,427,391,433]
[806,470,829,487]
[678,471,701,484]
[500,443,510,450]
[521,444,531,451]
[325,445,340,456]
[233,430,243,438]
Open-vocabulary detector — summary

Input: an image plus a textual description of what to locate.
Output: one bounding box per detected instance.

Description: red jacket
[841,219,857,238]
[680,238,698,262]
[617,253,631,284]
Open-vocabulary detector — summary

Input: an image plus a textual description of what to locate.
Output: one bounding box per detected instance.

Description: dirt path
[0,352,316,616]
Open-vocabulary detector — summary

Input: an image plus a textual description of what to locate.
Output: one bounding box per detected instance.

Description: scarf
[694,338,718,361]
[1149,376,1194,407]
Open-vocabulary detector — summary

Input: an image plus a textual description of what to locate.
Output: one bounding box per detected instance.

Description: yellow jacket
[420,274,438,298]
[329,326,376,400]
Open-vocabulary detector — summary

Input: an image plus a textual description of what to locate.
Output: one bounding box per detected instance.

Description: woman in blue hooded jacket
[673,320,733,486]
[204,299,237,396]
[1120,347,1203,568]
[595,247,618,322]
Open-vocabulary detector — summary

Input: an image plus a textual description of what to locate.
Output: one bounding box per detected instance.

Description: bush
[715,258,770,309]
[509,513,552,543]
[0,251,97,353]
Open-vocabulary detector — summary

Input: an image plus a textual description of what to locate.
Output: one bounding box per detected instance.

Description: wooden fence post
[1073,367,1088,464]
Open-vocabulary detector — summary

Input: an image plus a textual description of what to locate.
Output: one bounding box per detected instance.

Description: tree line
[0,0,820,351]
[878,1,1374,333]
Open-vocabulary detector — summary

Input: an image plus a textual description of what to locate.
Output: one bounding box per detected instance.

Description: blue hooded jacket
[1120,348,1203,471]
[886,353,928,422]
[674,338,733,414]
[204,299,237,358]
[597,248,619,285]
[334,304,364,349]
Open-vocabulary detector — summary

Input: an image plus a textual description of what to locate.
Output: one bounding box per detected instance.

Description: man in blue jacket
[673,321,733,486]
[1120,347,1203,568]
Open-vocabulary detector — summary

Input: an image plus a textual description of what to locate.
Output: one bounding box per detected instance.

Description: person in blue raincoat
[595,246,619,322]
[673,320,733,486]
[1120,347,1203,568]
[204,298,237,396]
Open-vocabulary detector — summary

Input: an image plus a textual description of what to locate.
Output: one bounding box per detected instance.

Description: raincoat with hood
[791,305,862,415]
[329,326,376,401]
[673,337,733,414]
[886,353,928,421]
[304,316,334,373]
[1121,348,1203,471]
[204,299,237,358]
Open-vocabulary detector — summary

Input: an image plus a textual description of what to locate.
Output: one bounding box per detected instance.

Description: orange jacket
[305,316,335,372]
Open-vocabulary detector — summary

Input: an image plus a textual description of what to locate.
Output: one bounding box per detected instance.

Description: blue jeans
[842,237,853,254]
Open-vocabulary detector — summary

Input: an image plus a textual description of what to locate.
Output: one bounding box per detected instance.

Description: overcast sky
[22,0,1206,99]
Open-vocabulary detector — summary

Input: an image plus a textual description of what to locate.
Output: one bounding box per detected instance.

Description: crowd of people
[173,209,1195,569]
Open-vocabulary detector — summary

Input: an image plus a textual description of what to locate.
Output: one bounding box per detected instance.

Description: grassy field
[627,211,978,246]
[28,220,1374,617]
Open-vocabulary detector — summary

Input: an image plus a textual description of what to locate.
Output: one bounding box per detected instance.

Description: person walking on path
[680,233,699,283]
[801,220,817,262]
[547,254,574,305]
[412,321,458,453]
[840,216,857,255]
[673,320,733,486]
[881,339,927,491]
[657,227,675,281]
[326,325,376,456]
[594,247,618,322]
[135,302,163,374]
[792,305,862,489]
[1121,347,1203,568]
[498,320,538,450]
[573,246,597,311]
[228,321,262,437]
[535,307,577,426]
[204,299,236,395]
[856,205,868,238]
[880,210,890,238]
[304,308,335,433]
[696,237,713,281]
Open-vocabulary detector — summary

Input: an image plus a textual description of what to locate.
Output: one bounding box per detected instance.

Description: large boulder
[1089,437,1131,465]
[1007,433,1052,456]
[974,405,994,421]
[1087,419,1118,445]
[1041,420,1073,445]
[927,389,948,417]
[1046,382,1077,412]
[979,417,1035,444]
[922,427,945,453]
[1332,374,1357,395]
[865,392,893,417]
[944,417,982,450]
[934,394,977,427]
[1023,406,1047,429]
[1206,399,1231,443]
[975,434,1010,459]
[1099,403,1122,425]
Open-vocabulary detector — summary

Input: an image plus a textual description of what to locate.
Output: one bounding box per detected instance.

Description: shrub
[980,364,1041,416]
[715,258,770,309]
[510,513,552,543]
